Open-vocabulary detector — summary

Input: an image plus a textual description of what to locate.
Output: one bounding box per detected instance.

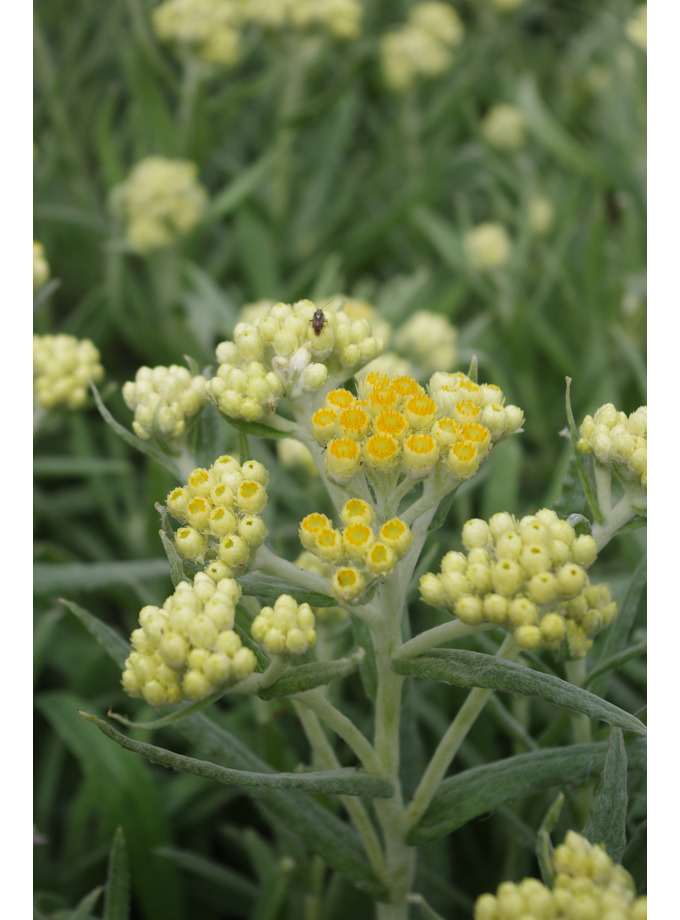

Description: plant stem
[405,634,518,831]
[396,620,495,660]
[294,689,381,774]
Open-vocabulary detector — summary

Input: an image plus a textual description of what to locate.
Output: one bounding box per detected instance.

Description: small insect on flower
[311,309,328,336]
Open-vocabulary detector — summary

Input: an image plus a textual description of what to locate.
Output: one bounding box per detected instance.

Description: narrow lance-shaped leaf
[81,711,394,800]
[258,649,365,701]
[393,649,646,736]
[408,738,646,846]
[62,599,130,669]
[103,827,130,920]
[34,559,171,597]
[582,727,628,862]
[238,572,338,607]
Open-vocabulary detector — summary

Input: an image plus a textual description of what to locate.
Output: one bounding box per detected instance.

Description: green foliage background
[34,1,646,917]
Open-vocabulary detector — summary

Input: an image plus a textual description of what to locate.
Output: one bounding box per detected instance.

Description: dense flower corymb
[251,594,317,656]
[152,0,243,66]
[33,334,104,410]
[380,1,464,92]
[474,831,646,920]
[208,299,382,423]
[123,364,208,447]
[420,508,615,657]
[122,573,257,704]
[577,403,647,490]
[110,156,208,253]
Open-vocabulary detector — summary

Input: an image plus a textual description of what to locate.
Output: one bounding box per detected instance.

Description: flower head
[380,2,464,92]
[463,222,512,270]
[481,104,526,151]
[110,156,208,253]
[577,403,647,490]
[153,0,243,66]
[33,241,50,292]
[251,594,317,656]
[122,573,256,704]
[33,334,104,410]
[420,509,615,658]
[122,364,208,448]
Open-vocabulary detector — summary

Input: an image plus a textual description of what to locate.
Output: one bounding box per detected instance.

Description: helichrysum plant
[75,295,647,920]
[33,334,104,413]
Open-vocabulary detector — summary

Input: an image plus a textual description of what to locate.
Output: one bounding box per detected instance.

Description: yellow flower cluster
[243,0,362,40]
[381,2,464,92]
[33,334,104,410]
[251,594,317,656]
[152,0,243,66]
[577,404,647,490]
[528,196,555,236]
[121,573,257,705]
[463,222,512,270]
[481,104,526,151]
[299,498,413,603]
[208,299,382,423]
[294,551,347,621]
[420,509,616,657]
[626,5,647,52]
[474,831,646,920]
[312,371,522,485]
[122,364,208,446]
[110,157,208,253]
[166,455,268,573]
[392,311,458,375]
[33,241,50,292]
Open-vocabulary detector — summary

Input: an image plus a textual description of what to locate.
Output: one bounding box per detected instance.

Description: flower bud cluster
[481,104,526,151]
[577,404,647,490]
[208,299,382,423]
[251,594,317,656]
[299,498,413,603]
[33,334,104,410]
[122,364,208,446]
[33,241,50,292]
[392,311,458,375]
[110,157,208,253]
[152,0,243,66]
[463,222,512,270]
[166,456,268,573]
[419,509,616,657]
[121,573,257,705]
[294,551,348,621]
[474,831,646,920]
[381,2,464,92]
[313,371,522,485]
[243,0,363,40]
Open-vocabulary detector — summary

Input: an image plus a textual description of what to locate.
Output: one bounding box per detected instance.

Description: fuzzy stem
[293,702,387,883]
[405,634,518,831]
[396,620,496,660]
[591,492,640,552]
[293,689,382,774]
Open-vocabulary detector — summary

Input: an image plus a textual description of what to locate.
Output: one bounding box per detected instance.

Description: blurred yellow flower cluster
[481,104,526,151]
[244,0,362,40]
[312,370,522,485]
[464,222,512,270]
[420,509,615,657]
[166,455,268,572]
[299,498,413,603]
[122,364,208,447]
[33,334,104,411]
[122,573,257,704]
[475,831,646,920]
[152,0,243,66]
[381,2,464,92]
[110,156,208,253]
[577,403,647,490]
[626,4,647,52]
[208,299,383,423]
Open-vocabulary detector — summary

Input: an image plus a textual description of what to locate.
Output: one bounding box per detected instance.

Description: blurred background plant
[34,1,646,917]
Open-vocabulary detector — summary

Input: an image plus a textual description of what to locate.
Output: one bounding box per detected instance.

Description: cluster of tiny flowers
[251,594,317,656]
[110,157,208,253]
[381,2,464,92]
[208,300,382,423]
[626,4,646,52]
[243,0,362,40]
[474,831,646,920]
[293,551,347,621]
[121,573,257,704]
[528,196,555,235]
[33,334,104,410]
[481,104,527,151]
[122,365,208,446]
[312,371,522,485]
[33,241,50,292]
[392,311,458,375]
[577,404,647,490]
[463,222,512,270]
[420,509,616,657]
[152,0,243,66]
[299,499,413,603]
[166,455,268,573]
